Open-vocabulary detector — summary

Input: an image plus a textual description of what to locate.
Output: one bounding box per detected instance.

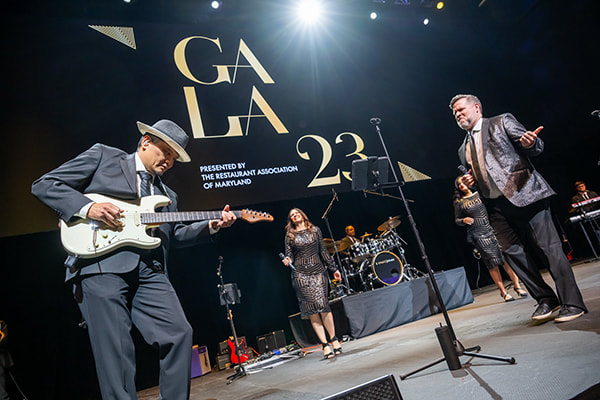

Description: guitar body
[60,194,171,259]
[228,337,250,365]
[60,193,274,259]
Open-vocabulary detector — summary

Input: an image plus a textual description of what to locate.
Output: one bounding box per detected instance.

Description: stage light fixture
[423,18,430,25]
[211,0,222,9]
[436,1,444,10]
[370,12,378,20]
[297,0,323,23]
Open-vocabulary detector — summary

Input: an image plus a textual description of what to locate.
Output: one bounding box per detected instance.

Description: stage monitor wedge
[321,374,403,400]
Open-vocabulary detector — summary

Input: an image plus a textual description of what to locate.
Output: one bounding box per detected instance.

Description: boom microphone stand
[366,118,515,380]
[216,256,247,384]
[322,188,353,296]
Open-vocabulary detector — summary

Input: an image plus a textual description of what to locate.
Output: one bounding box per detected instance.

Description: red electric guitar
[228,336,250,364]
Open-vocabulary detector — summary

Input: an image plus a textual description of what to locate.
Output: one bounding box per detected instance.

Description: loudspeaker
[215,353,230,371]
[321,374,403,400]
[190,345,211,378]
[218,336,246,355]
[351,156,392,191]
[256,330,286,354]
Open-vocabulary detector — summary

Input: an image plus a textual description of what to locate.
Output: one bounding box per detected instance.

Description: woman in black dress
[281,208,342,359]
[454,176,528,301]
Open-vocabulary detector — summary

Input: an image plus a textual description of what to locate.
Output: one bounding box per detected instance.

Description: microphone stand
[216,257,247,384]
[321,189,353,296]
[368,118,515,380]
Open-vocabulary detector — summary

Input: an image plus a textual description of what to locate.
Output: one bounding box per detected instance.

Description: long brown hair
[285,208,314,240]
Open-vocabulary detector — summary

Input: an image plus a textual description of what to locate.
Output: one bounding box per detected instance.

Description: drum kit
[326,216,425,297]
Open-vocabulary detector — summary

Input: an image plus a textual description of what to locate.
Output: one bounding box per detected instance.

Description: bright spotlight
[436,2,444,10]
[211,1,221,9]
[423,18,430,25]
[297,1,322,23]
[370,12,378,20]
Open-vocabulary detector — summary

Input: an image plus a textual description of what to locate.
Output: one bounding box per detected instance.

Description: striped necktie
[139,171,153,198]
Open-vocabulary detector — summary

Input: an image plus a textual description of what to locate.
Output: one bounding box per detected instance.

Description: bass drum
[369,251,404,286]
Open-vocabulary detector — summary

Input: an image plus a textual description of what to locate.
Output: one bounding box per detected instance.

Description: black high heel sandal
[331,336,342,356]
[322,342,334,359]
[515,287,528,297]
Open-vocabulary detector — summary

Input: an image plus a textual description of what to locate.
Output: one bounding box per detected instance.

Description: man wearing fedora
[32,119,236,400]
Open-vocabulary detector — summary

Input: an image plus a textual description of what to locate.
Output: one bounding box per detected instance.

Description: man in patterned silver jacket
[450,94,587,323]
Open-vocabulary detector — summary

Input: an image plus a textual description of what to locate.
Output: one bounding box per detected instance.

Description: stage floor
[138,260,600,400]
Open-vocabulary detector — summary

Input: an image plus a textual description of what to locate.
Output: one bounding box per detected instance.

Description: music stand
[216,257,247,384]
[354,118,514,380]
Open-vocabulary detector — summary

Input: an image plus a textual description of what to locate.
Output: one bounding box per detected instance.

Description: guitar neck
[141,210,242,225]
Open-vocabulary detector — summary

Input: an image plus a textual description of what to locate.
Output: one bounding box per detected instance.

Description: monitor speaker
[321,374,403,400]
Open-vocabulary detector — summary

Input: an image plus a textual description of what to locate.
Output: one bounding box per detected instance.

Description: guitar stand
[216,257,247,384]
[364,118,515,380]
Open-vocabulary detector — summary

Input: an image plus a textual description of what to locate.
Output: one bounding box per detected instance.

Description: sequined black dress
[454,191,504,270]
[285,226,336,319]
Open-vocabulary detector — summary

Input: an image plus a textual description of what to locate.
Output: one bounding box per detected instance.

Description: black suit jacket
[458,113,556,207]
[32,143,212,281]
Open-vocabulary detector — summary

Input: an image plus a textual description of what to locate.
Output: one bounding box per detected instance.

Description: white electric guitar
[60,193,274,258]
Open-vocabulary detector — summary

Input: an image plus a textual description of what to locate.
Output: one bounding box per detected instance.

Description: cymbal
[323,239,350,254]
[338,240,350,252]
[360,233,373,239]
[377,216,401,232]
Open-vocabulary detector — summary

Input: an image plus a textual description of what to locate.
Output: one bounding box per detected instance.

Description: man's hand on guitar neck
[88,202,125,230]
[209,204,237,231]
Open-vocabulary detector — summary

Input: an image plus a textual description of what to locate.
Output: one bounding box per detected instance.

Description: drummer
[337,226,356,257]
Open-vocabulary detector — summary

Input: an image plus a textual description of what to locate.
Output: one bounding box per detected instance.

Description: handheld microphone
[279,253,295,270]
[457,165,468,176]
[370,117,381,125]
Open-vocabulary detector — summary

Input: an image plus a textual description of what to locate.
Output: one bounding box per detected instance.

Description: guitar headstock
[240,209,274,223]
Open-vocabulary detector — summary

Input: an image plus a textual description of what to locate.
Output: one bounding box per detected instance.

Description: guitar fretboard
[140,210,242,224]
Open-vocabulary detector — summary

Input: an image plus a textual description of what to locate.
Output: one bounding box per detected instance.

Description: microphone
[279,253,295,270]
[370,117,381,125]
[332,188,339,202]
[457,165,468,176]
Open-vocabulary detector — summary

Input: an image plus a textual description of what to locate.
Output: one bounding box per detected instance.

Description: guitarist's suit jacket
[32,143,213,282]
[458,113,556,207]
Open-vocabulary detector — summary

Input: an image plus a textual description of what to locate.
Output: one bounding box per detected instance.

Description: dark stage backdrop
[2,0,600,398]
[5,0,598,238]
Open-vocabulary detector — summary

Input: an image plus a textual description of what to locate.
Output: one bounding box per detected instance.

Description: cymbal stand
[394,241,426,281]
[368,118,515,380]
[321,188,354,296]
[216,257,247,384]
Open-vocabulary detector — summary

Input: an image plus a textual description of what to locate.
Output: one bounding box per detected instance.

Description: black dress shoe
[531,302,560,320]
[555,306,585,323]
